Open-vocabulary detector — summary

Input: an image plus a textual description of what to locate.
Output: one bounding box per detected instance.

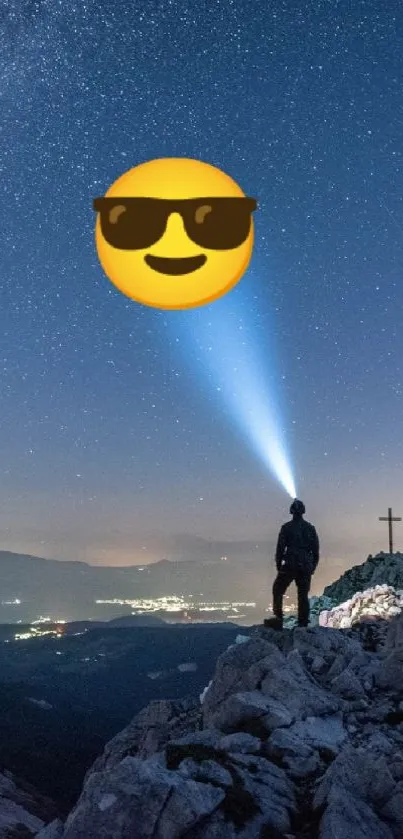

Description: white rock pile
[319,584,403,628]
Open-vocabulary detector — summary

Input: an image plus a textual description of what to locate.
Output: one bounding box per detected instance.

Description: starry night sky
[1,0,403,583]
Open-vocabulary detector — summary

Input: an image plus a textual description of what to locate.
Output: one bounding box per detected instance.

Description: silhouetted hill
[105,614,167,627]
[0,549,270,624]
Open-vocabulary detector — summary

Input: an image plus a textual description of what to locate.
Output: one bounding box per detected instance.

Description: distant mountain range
[0,549,273,624]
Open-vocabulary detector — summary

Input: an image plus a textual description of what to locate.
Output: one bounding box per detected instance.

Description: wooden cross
[378,507,402,554]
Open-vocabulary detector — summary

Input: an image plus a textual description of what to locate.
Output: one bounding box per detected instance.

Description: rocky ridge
[322,551,403,605]
[36,584,403,839]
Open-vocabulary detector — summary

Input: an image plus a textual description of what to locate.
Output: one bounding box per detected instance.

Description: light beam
[176,287,297,498]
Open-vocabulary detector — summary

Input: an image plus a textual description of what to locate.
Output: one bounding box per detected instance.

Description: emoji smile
[144,254,207,275]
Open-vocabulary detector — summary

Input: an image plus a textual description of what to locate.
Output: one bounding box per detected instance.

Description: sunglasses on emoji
[93,196,257,251]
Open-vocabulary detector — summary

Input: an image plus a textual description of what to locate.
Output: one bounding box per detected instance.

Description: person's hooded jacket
[275,516,319,574]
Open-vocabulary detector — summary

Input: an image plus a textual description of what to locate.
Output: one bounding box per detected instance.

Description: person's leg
[272,566,294,622]
[295,571,312,625]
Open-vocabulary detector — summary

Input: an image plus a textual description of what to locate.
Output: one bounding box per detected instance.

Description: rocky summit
[322,551,403,605]
[35,584,403,839]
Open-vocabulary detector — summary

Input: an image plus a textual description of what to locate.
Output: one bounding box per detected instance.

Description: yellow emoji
[93,157,257,310]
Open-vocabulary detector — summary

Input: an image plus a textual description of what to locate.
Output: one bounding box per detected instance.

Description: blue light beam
[179,291,297,499]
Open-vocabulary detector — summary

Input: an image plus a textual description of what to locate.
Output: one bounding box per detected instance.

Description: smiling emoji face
[94,158,257,309]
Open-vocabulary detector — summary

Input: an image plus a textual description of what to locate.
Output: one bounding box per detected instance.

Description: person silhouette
[264,498,319,630]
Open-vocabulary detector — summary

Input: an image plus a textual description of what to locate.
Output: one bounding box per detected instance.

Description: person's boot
[264,617,283,630]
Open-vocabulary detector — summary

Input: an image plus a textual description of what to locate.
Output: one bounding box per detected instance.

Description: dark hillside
[0,623,247,813]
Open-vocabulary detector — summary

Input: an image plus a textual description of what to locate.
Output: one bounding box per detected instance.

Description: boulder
[204,689,292,734]
[63,757,226,839]
[178,758,234,788]
[283,714,347,755]
[330,668,368,699]
[86,696,202,780]
[218,733,261,754]
[201,637,280,720]
[313,746,397,811]
[318,785,395,839]
[265,727,321,778]
[259,649,343,719]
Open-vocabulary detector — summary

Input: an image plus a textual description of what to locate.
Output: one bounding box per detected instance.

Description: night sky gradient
[1,0,403,589]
